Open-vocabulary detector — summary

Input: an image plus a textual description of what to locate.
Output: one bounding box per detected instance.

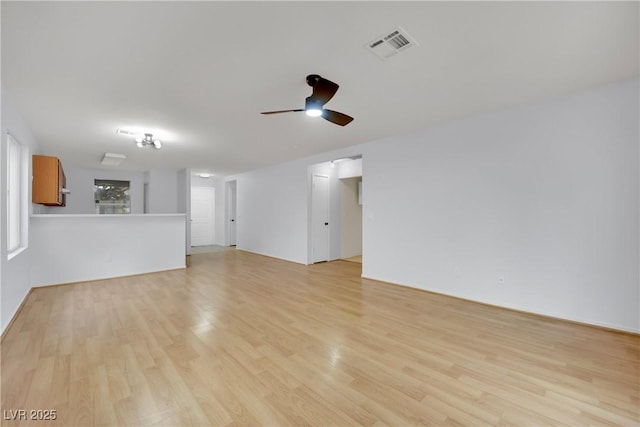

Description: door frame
[225,180,237,246]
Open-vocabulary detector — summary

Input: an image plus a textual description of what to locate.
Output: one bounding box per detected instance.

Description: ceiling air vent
[101,153,126,167]
[365,27,418,60]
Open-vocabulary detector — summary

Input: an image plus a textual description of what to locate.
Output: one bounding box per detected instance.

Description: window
[94,179,131,214]
[7,134,24,254]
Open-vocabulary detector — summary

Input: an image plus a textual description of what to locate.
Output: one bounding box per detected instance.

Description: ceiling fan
[261,74,354,126]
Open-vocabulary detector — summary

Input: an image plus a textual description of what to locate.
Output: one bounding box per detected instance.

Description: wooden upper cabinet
[32,155,67,206]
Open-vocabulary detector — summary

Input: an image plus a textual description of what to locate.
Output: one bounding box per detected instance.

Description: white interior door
[312,174,330,263]
[227,181,237,246]
[191,187,215,246]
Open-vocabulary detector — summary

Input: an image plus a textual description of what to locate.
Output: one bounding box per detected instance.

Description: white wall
[231,78,639,332]
[1,87,42,333]
[191,175,216,188]
[146,169,178,214]
[230,158,345,264]
[229,162,310,263]
[177,169,191,253]
[338,158,362,179]
[362,78,639,332]
[30,214,186,286]
[341,177,363,259]
[47,167,145,214]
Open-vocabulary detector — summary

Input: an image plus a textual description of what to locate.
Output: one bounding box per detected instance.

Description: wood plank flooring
[2,250,639,426]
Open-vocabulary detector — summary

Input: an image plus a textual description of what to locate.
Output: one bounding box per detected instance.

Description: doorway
[190,187,215,246]
[143,183,149,214]
[340,177,362,263]
[311,174,330,263]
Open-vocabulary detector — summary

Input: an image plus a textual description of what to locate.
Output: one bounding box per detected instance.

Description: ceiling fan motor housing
[306,74,322,87]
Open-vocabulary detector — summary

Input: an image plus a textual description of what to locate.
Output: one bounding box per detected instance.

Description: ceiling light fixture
[330,156,360,166]
[197,173,213,178]
[115,128,135,136]
[304,98,323,117]
[135,133,162,149]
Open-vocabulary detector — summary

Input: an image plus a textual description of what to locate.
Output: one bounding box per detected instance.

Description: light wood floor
[343,255,363,264]
[190,245,235,255]
[2,251,638,426]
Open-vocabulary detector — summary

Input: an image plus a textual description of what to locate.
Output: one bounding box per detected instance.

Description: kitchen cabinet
[32,155,67,206]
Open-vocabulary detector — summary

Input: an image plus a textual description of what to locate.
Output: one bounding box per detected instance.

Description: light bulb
[136,141,144,148]
[305,108,322,117]
[153,140,162,149]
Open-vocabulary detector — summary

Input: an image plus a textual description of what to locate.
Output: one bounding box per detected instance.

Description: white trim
[6,133,28,257]
[31,213,185,218]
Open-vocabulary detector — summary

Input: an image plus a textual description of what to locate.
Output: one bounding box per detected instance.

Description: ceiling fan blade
[261,109,304,115]
[311,77,339,105]
[322,109,354,126]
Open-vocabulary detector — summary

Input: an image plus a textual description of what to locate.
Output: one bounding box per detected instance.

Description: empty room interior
[1,2,639,426]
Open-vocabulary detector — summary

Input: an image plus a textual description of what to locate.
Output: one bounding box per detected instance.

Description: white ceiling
[2,1,638,176]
